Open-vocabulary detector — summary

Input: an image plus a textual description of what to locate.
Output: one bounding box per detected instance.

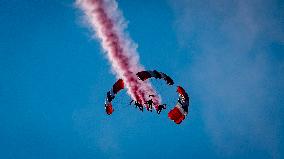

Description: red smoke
[77,0,160,106]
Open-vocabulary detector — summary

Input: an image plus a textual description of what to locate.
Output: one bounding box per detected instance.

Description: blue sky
[0,0,283,159]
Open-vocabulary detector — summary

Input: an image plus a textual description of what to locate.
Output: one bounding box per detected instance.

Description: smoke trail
[77,0,160,105]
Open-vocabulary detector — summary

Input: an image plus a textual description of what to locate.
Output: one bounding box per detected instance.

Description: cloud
[169,0,284,158]
[72,106,123,158]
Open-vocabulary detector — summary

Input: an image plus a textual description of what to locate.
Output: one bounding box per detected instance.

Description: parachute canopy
[136,70,174,85]
[168,86,190,124]
[105,79,125,115]
[104,73,190,125]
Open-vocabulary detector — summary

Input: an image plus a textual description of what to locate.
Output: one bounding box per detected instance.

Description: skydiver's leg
[157,108,161,114]
[144,102,149,110]
[146,105,149,111]
[130,100,134,105]
[150,104,153,111]
[134,102,139,108]
[160,106,163,114]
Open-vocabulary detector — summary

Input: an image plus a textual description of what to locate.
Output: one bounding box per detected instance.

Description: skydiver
[130,100,143,112]
[157,104,166,114]
[144,95,155,111]
[145,98,154,112]
[134,101,144,112]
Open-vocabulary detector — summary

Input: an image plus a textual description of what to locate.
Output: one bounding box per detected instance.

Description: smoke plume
[77,0,160,105]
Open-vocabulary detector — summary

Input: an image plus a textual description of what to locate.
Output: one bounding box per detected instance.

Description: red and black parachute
[168,86,190,124]
[104,70,190,125]
[104,79,125,115]
[136,70,174,85]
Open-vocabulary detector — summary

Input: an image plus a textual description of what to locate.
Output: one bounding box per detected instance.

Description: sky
[0,0,283,159]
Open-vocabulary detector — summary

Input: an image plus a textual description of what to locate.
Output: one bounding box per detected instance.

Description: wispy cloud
[169,0,284,158]
[72,106,123,158]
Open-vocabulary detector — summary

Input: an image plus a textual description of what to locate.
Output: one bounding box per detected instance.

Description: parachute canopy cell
[112,79,124,94]
[105,79,125,115]
[136,70,174,85]
[105,103,114,115]
[168,107,185,124]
